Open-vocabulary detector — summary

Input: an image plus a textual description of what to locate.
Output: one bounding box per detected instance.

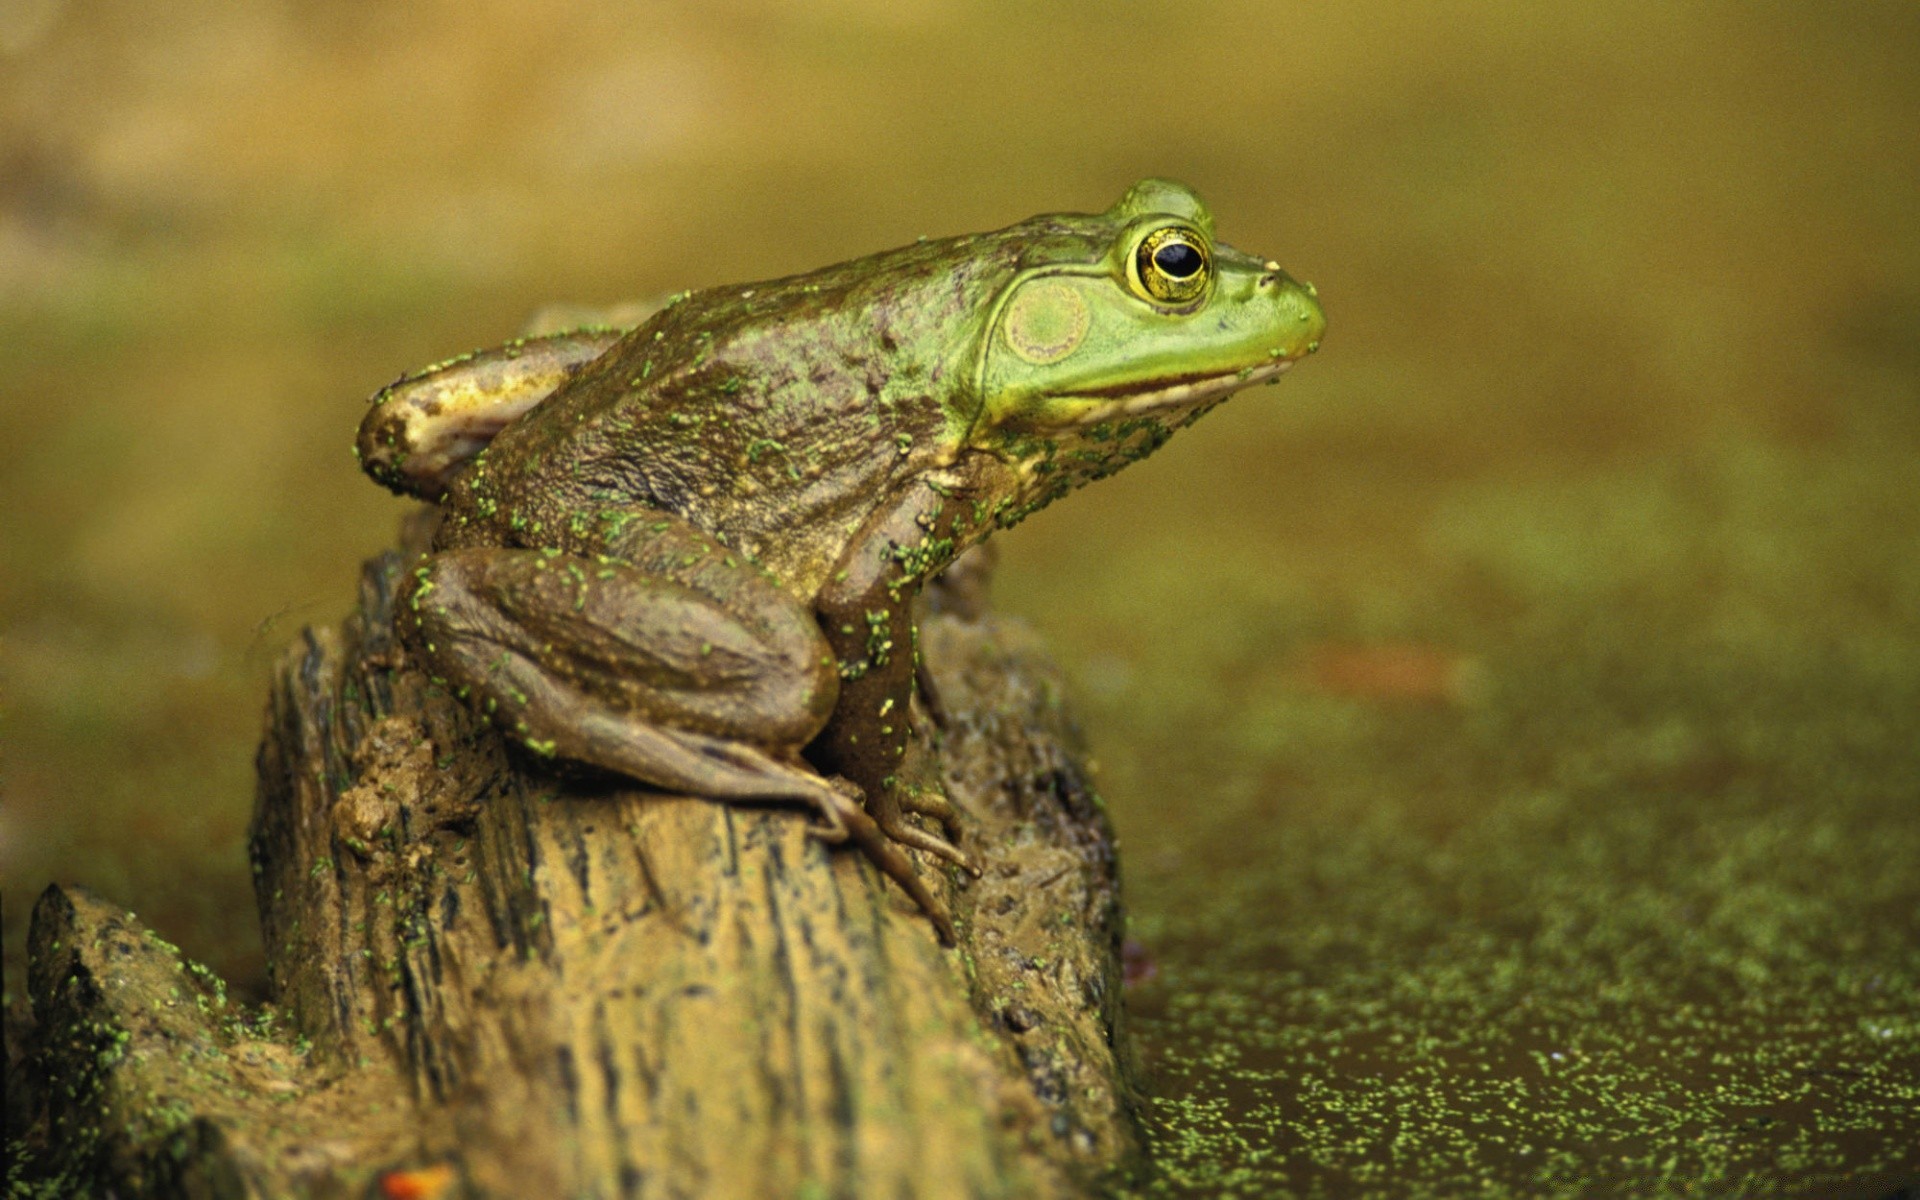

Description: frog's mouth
[1057,359,1293,426]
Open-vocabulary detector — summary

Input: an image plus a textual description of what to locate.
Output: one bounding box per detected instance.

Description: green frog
[356,179,1324,940]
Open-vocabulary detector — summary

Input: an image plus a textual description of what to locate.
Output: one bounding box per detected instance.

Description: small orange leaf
[380,1163,456,1200]
[1299,642,1484,705]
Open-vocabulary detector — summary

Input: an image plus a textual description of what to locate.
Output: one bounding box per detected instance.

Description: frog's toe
[820,786,957,944]
[898,786,964,840]
[800,777,859,844]
[802,808,851,843]
[873,812,974,874]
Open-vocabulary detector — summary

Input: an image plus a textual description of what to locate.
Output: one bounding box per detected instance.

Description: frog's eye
[1131,225,1212,306]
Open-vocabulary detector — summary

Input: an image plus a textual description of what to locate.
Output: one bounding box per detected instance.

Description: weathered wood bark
[18,521,1143,1198]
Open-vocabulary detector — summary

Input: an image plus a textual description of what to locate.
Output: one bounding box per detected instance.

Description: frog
[356,178,1325,941]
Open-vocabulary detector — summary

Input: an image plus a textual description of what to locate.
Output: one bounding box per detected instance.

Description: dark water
[6,1,1919,1193]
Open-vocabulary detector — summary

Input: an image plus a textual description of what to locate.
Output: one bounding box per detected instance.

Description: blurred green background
[4,1,1917,1195]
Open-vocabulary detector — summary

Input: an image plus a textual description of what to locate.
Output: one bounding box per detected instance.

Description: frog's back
[448,231,1027,592]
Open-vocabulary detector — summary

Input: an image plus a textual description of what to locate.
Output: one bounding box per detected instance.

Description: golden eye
[1133,225,1211,305]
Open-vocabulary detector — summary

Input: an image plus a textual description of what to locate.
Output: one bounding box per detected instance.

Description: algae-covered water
[1009,435,1920,1195]
[5,1,1918,1194]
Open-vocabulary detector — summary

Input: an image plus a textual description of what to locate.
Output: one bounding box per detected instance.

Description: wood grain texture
[19,527,1142,1199]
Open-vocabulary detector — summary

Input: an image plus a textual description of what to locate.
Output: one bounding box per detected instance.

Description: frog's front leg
[811,477,980,871]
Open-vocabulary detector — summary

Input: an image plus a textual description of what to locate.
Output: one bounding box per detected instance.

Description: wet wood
[18,524,1142,1198]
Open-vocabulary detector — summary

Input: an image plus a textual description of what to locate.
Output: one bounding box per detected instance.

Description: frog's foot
[809,781,956,944]
[876,812,974,875]
[897,783,963,830]
[864,782,975,875]
[901,789,981,875]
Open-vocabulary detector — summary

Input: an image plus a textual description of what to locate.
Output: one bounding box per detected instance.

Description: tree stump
[15,517,1143,1198]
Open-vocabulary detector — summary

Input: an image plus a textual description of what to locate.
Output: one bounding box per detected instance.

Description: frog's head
[967,178,1323,481]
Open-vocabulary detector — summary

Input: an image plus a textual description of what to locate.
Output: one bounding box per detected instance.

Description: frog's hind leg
[400,533,958,941]
[358,328,628,501]
[399,544,846,818]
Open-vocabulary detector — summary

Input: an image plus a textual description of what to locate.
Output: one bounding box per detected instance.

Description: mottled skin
[359,179,1325,939]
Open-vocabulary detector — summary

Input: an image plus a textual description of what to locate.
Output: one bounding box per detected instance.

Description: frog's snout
[1255,258,1325,360]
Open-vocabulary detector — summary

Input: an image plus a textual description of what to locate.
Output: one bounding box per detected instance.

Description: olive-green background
[4,2,1916,1195]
